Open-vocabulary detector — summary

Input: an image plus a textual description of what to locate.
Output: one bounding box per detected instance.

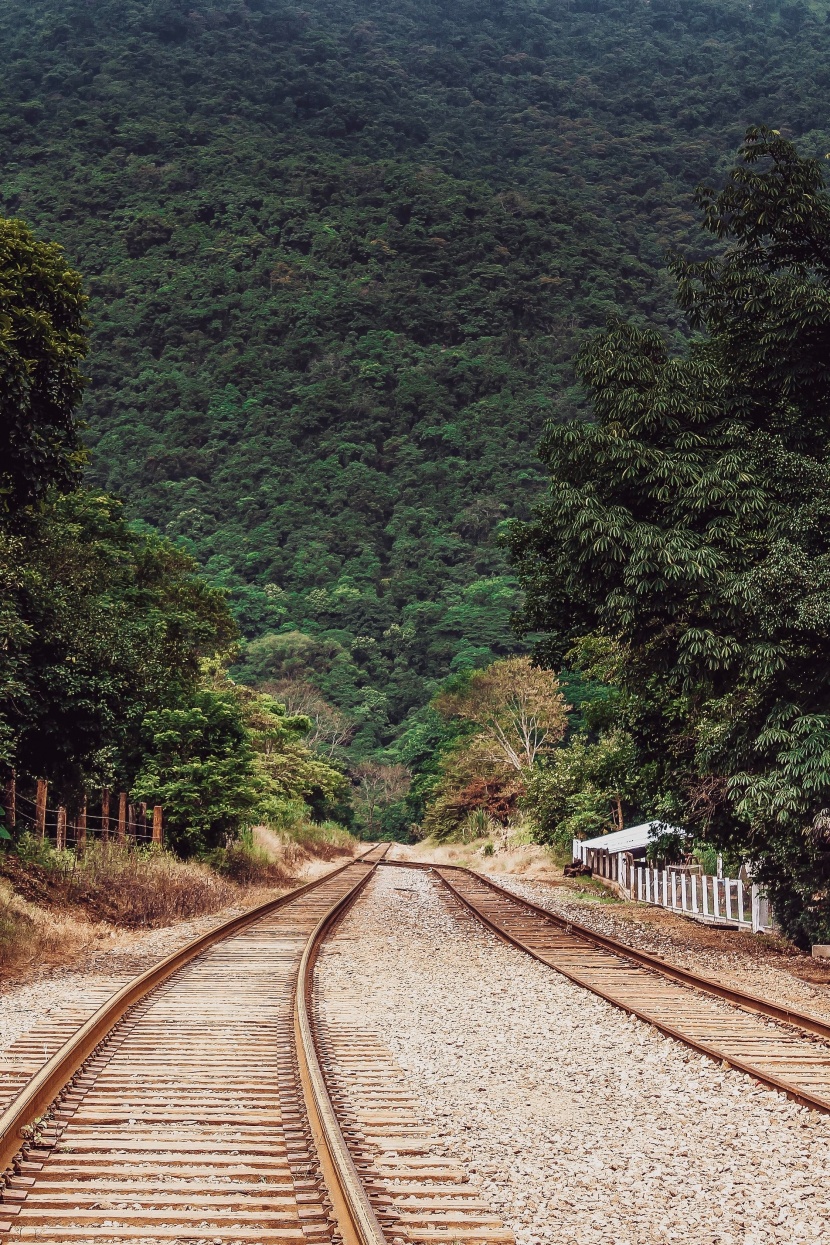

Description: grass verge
[0,878,100,978]
[0,824,357,983]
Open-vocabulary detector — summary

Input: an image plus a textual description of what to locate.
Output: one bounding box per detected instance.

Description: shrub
[8,835,237,927]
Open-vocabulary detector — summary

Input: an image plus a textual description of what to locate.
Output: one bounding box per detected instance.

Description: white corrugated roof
[578,821,678,855]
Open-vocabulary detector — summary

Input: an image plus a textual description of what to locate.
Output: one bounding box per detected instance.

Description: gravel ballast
[316,866,830,1245]
[488,873,830,1022]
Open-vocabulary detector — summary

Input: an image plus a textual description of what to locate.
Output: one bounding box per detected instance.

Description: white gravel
[317,866,830,1245]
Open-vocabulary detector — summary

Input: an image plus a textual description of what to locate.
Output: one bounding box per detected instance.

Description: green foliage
[0,205,355,859]
[392,704,472,828]
[522,731,640,847]
[0,218,88,517]
[0,489,236,796]
[133,666,350,854]
[509,129,830,944]
[5,0,830,734]
[132,686,260,855]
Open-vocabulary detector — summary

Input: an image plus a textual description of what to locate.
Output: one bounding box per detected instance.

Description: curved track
[387,860,830,1113]
[0,847,389,1245]
[7,848,830,1244]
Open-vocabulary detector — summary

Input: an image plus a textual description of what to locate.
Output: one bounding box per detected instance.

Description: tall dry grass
[64,843,238,926]
[253,821,356,869]
[10,836,238,929]
[0,879,98,978]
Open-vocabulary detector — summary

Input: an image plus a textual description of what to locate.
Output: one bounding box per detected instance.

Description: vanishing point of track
[4,853,830,1245]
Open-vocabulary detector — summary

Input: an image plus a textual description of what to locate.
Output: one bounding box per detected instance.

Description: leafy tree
[508,128,830,945]
[0,219,88,517]
[523,730,640,847]
[263,680,355,758]
[234,680,350,823]
[435,656,568,773]
[132,686,260,856]
[0,490,235,796]
[412,657,567,840]
[392,704,473,830]
[353,761,411,838]
[132,665,351,854]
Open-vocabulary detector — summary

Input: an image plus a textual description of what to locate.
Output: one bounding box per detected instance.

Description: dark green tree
[132,687,260,856]
[0,219,88,517]
[508,129,830,945]
[1,490,237,796]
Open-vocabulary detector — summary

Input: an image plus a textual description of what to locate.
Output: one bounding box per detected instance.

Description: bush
[9,835,237,927]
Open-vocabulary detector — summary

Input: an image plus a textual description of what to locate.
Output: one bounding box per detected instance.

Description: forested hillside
[2,0,829,749]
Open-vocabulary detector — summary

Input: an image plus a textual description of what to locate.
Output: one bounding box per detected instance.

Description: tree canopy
[3,0,830,743]
[508,129,830,944]
[0,219,88,517]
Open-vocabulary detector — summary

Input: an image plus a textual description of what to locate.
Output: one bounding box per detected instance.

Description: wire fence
[4,780,162,850]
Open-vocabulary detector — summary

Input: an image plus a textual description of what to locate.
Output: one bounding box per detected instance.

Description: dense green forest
[2,0,830,751]
[0,218,350,853]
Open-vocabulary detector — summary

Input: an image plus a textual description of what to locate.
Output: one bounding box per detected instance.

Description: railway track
[6,846,830,1244]
[0,847,391,1245]
[387,860,830,1114]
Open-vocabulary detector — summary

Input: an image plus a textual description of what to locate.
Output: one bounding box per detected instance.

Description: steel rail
[295,862,388,1245]
[384,860,830,1112]
[0,845,389,1245]
[386,859,830,1040]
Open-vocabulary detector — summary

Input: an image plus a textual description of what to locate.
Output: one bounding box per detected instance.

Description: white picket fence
[617,855,773,934]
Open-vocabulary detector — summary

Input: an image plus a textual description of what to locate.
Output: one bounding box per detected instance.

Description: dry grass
[254,822,356,868]
[5,837,238,929]
[64,843,239,927]
[0,878,100,978]
[386,837,567,882]
[210,822,356,885]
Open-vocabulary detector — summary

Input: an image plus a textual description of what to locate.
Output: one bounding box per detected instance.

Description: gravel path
[317,866,830,1245]
[487,873,830,1022]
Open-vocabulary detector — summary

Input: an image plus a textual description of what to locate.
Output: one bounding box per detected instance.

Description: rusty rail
[383,859,830,1113]
[0,846,389,1245]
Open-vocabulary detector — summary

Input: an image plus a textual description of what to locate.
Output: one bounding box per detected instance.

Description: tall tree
[508,129,830,945]
[435,656,568,773]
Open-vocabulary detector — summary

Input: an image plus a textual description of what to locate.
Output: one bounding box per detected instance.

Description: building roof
[578,821,678,855]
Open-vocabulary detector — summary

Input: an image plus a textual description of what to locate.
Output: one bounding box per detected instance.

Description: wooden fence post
[117,792,127,844]
[3,772,15,835]
[77,797,87,855]
[56,806,67,850]
[35,779,47,840]
[101,788,110,842]
[152,805,163,847]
